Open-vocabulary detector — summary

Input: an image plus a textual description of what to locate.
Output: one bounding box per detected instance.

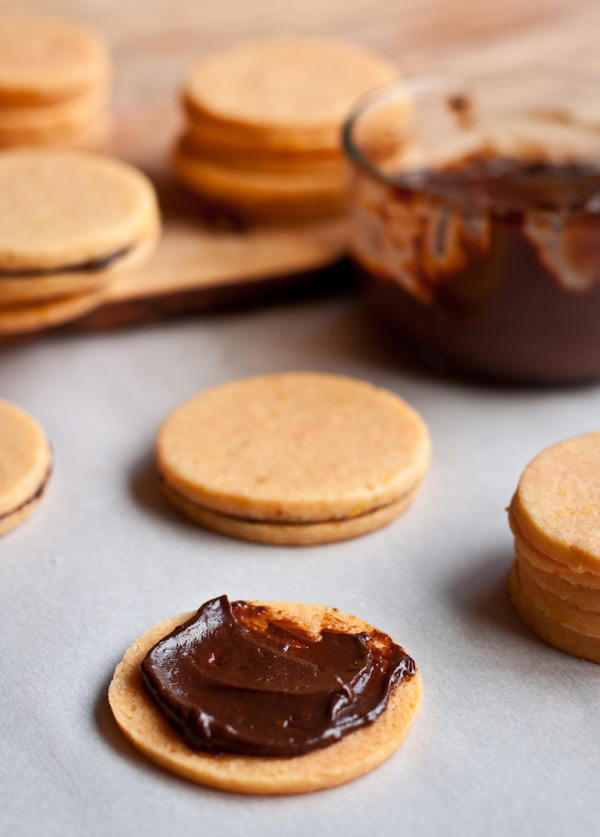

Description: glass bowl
[343,71,600,383]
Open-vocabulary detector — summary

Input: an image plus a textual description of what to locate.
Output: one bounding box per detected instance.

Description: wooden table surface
[2,0,599,330]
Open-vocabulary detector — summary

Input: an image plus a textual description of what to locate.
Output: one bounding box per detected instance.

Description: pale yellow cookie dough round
[108,601,423,794]
[0,399,51,536]
[510,432,600,576]
[156,372,430,543]
[183,39,399,152]
[0,149,159,272]
[0,14,110,105]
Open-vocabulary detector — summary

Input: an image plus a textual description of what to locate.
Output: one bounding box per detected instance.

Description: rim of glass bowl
[342,69,600,211]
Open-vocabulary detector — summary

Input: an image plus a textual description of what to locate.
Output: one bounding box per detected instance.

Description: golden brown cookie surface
[183,39,399,152]
[156,372,430,543]
[511,432,600,574]
[0,149,158,271]
[108,601,423,794]
[0,398,51,535]
[0,14,109,105]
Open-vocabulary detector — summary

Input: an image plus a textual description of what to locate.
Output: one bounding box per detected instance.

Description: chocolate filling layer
[0,465,51,521]
[140,595,414,757]
[0,245,133,279]
[158,472,412,525]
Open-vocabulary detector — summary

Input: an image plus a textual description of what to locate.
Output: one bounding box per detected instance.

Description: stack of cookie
[0,149,160,336]
[508,432,600,664]
[174,39,399,223]
[0,14,111,151]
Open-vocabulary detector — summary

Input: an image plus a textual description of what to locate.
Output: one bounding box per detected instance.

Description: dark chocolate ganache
[0,245,132,279]
[399,156,600,215]
[140,595,414,757]
[352,154,600,382]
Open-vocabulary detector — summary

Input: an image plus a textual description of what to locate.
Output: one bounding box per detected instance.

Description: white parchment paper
[1,295,599,837]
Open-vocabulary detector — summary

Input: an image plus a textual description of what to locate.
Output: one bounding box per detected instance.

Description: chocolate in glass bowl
[343,72,600,383]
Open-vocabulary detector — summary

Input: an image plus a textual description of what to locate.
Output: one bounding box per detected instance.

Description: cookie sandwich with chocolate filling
[0,398,51,536]
[508,431,600,663]
[0,148,159,331]
[108,595,423,794]
[156,372,431,545]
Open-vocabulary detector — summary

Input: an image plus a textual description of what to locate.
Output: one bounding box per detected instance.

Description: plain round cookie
[0,288,108,335]
[157,372,431,523]
[108,602,423,794]
[0,149,159,271]
[183,40,399,152]
[173,142,345,219]
[510,432,600,575]
[0,14,109,105]
[508,563,600,664]
[516,550,600,612]
[161,482,417,546]
[0,399,51,535]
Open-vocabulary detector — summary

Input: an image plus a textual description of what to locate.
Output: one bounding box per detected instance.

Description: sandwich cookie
[0,399,51,536]
[508,432,600,663]
[108,595,422,794]
[156,372,430,545]
[0,14,111,149]
[0,149,160,309]
[176,39,400,222]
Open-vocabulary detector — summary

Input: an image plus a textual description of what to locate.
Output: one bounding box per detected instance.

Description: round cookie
[183,116,342,167]
[515,556,600,637]
[162,482,418,546]
[108,601,423,794]
[510,432,600,575]
[0,14,110,105]
[509,508,600,588]
[0,399,51,536]
[0,288,108,335]
[508,563,600,664]
[0,149,159,271]
[182,39,399,153]
[156,372,430,543]
[0,231,157,305]
[516,549,600,612]
[173,141,345,221]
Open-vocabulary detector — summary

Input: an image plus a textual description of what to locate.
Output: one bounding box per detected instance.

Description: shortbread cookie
[0,399,51,536]
[0,14,110,105]
[0,149,159,304]
[156,372,430,544]
[516,549,600,611]
[0,231,157,305]
[162,482,418,545]
[0,288,108,334]
[510,432,600,575]
[108,598,422,794]
[508,564,600,664]
[183,116,341,167]
[182,40,399,153]
[173,141,345,220]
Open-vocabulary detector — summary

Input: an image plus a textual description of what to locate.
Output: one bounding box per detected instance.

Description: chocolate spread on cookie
[140,595,414,757]
[353,154,600,381]
[0,466,51,521]
[0,245,132,279]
